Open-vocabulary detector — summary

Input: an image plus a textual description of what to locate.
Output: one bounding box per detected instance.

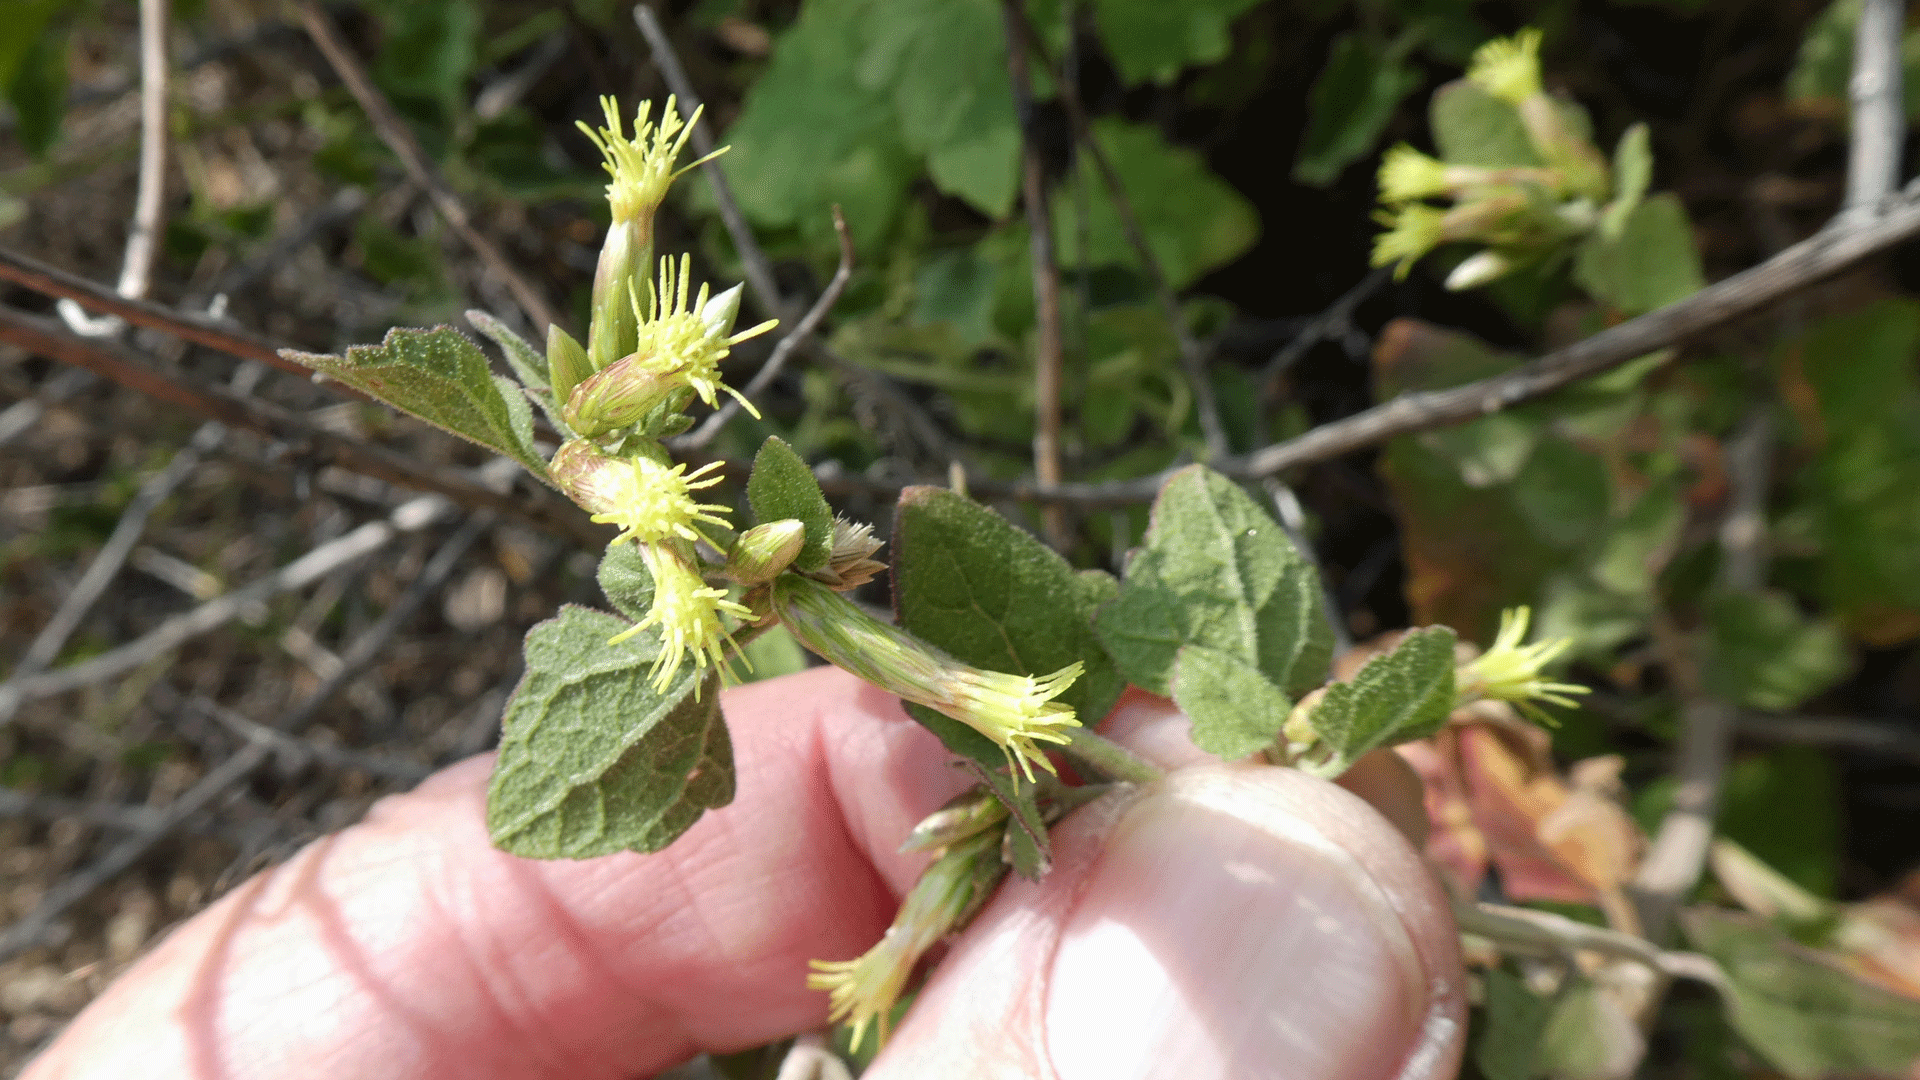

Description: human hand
[25,665,1465,1080]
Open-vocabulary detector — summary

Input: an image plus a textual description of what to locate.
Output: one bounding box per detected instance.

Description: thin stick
[0,512,487,961]
[0,305,602,546]
[631,4,785,319]
[673,207,856,452]
[57,0,170,337]
[1847,0,1907,212]
[297,2,559,333]
[1261,267,1390,397]
[1003,0,1071,549]
[1455,899,1727,989]
[1008,8,1227,460]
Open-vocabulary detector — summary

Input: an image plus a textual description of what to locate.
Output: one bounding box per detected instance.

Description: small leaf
[1303,626,1456,775]
[1170,645,1292,760]
[1573,193,1704,316]
[1096,466,1332,700]
[596,543,655,623]
[1598,122,1651,241]
[958,759,1050,880]
[1430,81,1541,168]
[894,487,1124,723]
[487,606,734,858]
[1474,969,1553,1080]
[1682,907,1920,1080]
[465,309,550,392]
[1293,33,1423,187]
[747,437,834,572]
[284,326,548,478]
[1087,0,1265,85]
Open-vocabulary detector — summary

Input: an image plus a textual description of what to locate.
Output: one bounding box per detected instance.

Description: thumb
[866,763,1467,1080]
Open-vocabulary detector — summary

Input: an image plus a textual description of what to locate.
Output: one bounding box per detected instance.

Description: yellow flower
[939,663,1084,783]
[1378,144,1451,204]
[1458,606,1590,722]
[610,544,751,691]
[808,830,1003,1051]
[570,451,732,547]
[1468,28,1544,106]
[576,95,721,224]
[628,255,777,415]
[1371,204,1448,279]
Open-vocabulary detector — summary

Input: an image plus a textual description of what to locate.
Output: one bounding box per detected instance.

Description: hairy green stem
[1062,728,1163,784]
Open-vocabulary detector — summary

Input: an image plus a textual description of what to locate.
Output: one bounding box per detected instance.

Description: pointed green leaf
[284,326,547,478]
[1599,122,1651,241]
[465,309,549,391]
[1170,645,1293,760]
[893,487,1124,723]
[747,437,834,572]
[487,605,734,858]
[1303,626,1456,775]
[1294,33,1423,187]
[1574,193,1704,316]
[1087,0,1265,85]
[1097,465,1332,700]
[958,759,1050,881]
[1430,81,1540,168]
[1682,907,1920,1080]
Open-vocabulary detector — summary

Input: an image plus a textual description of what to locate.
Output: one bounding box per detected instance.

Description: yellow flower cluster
[627,254,777,415]
[577,95,720,224]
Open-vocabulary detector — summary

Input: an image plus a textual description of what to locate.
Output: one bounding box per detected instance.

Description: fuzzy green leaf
[596,543,655,624]
[1574,192,1704,316]
[487,606,734,858]
[1303,626,1456,774]
[747,437,834,572]
[1682,907,1920,1080]
[1170,645,1293,760]
[894,487,1124,724]
[1087,0,1266,85]
[1703,589,1850,712]
[1097,466,1332,701]
[465,309,549,392]
[284,326,547,478]
[959,759,1051,880]
[1430,81,1540,168]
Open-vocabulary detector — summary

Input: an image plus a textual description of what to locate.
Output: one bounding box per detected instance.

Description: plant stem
[1063,727,1163,784]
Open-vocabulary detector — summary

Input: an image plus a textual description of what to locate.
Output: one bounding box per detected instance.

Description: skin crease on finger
[25,669,1464,1080]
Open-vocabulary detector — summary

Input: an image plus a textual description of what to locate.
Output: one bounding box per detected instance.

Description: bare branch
[297,1,560,333]
[57,0,170,338]
[1847,0,1908,211]
[1003,0,1070,548]
[673,207,856,453]
[1455,899,1728,990]
[1007,7,1227,460]
[1261,267,1390,397]
[632,4,786,319]
[0,304,602,546]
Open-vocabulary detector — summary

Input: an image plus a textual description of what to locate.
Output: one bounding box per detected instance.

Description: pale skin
[25,666,1466,1080]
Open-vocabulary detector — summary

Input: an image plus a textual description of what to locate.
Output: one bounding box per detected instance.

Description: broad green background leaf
[1574,193,1704,315]
[739,625,811,684]
[747,436,835,572]
[857,0,1019,218]
[488,606,733,858]
[1087,0,1266,84]
[1787,0,1920,121]
[1097,465,1332,699]
[1537,977,1646,1080]
[1294,34,1423,186]
[1638,748,1841,897]
[1474,969,1553,1080]
[1683,907,1920,1080]
[1430,81,1541,167]
[1786,299,1920,645]
[1170,645,1293,759]
[285,327,547,477]
[893,487,1123,722]
[1703,589,1849,711]
[1056,120,1261,290]
[1303,626,1456,773]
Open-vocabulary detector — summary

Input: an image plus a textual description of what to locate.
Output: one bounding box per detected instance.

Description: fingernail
[1046,768,1434,1080]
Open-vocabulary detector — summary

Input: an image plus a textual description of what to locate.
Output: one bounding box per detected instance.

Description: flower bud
[1445,249,1515,291]
[899,785,1009,854]
[547,323,592,405]
[724,519,807,584]
[588,218,647,373]
[808,515,888,590]
[548,439,732,547]
[1468,28,1543,106]
[562,353,681,438]
[770,575,1082,782]
[698,281,745,341]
